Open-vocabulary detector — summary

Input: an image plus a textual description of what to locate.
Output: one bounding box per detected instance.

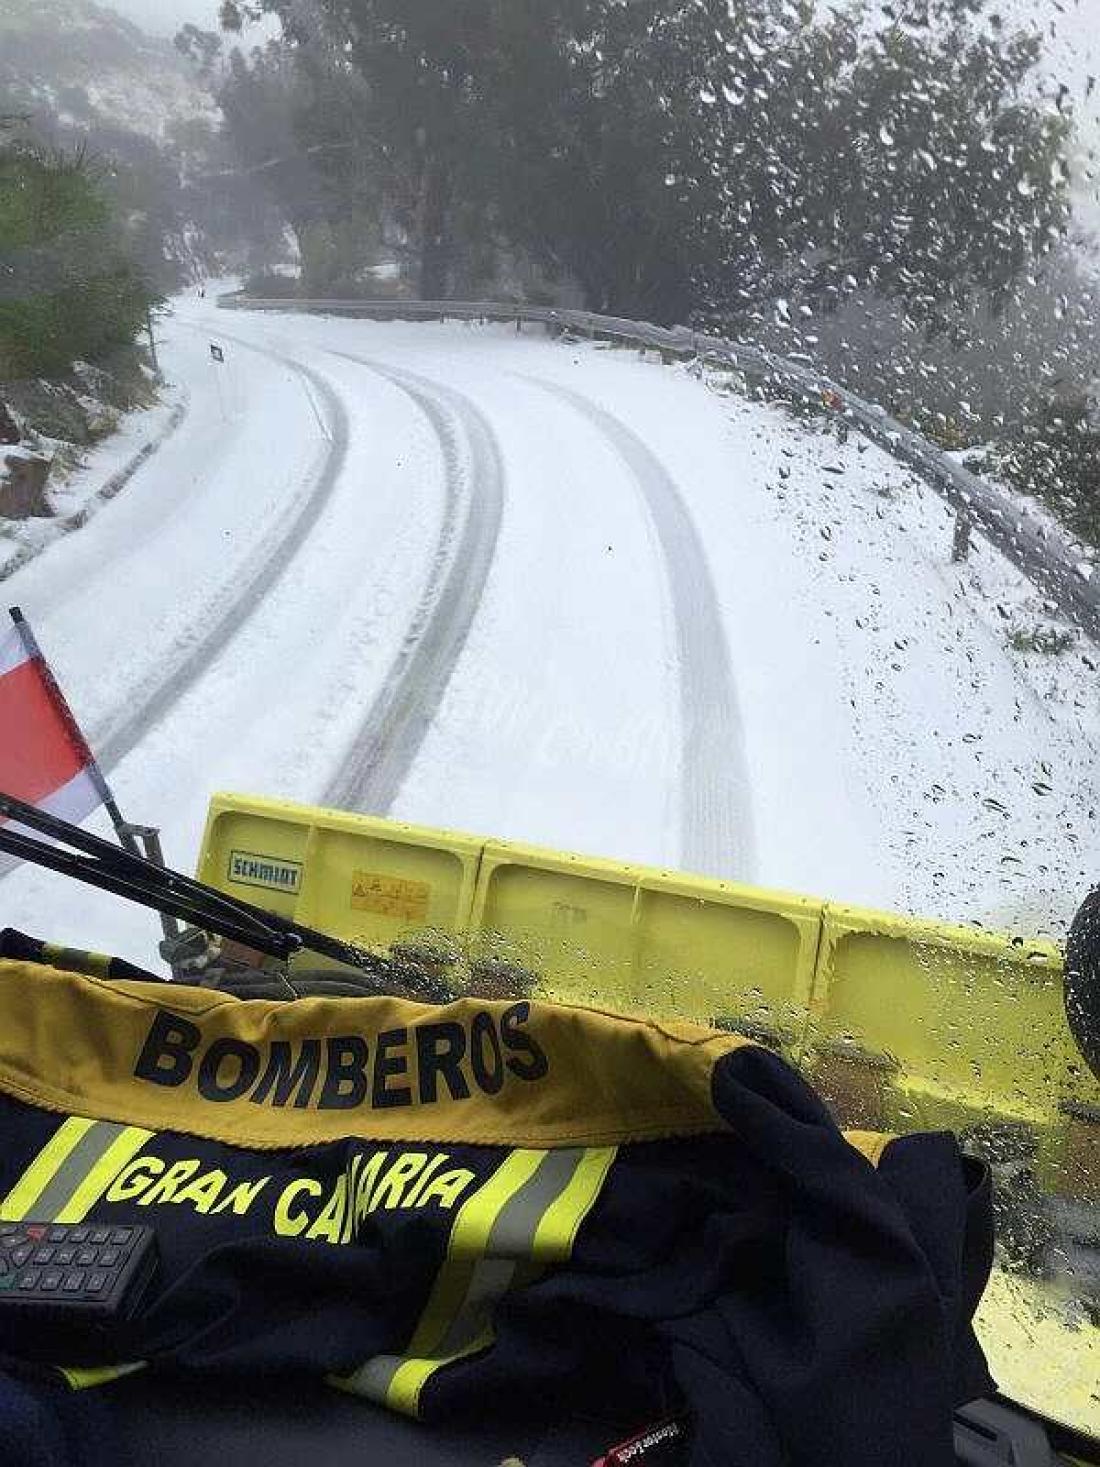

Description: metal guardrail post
[953,508,973,563]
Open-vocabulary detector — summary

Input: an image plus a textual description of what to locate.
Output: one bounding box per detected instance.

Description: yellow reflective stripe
[57,1362,146,1390]
[331,1149,542,1410]
[54,1127,153,1222]
[0,1117,96,1221]
[402,1148,543,1361]
[335,1145,616,1417]
[0,1118,154,1223]
[844,1130,896,1168]
[387,1323,495,1407]
[531,1146,616,1262]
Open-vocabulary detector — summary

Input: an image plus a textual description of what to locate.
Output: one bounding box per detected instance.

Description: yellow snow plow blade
[197,792,1097,1155]
[198,792,1100,1438]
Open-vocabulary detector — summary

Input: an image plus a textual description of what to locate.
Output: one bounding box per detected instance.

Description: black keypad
[0,1222,156,1317]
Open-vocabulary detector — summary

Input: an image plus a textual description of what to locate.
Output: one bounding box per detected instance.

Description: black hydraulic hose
[1065,886,1100,1084]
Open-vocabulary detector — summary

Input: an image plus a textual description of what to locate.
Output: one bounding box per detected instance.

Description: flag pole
[7,607,180,949]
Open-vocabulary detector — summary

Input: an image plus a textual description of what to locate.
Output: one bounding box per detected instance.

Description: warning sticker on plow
[351,872,431,921]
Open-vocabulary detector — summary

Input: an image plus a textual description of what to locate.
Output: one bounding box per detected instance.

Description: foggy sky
[107,0,1100,68]
[107,0,222,36]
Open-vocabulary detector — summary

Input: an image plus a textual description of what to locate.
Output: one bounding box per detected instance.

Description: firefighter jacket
[0,960,993,1466]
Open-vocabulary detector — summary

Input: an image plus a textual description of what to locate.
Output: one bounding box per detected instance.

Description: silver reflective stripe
[1,1116,155,1224]
[432,1147,580,1360]
[339,1145,616,1415]
[29,1122,132,1219]
[346,1354,399,1404]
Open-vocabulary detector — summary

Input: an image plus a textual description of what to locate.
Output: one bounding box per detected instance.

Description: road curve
[322,354,505,814]
[523,376,755,882]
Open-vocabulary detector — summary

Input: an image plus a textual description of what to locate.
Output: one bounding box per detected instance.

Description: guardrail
[220,292,1100,644]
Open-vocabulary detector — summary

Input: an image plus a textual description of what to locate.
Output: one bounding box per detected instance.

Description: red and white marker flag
[0,608,112,873]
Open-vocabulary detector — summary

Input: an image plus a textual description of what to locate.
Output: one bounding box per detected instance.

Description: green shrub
[1006,624,1076,656]
[0,140,157,381]
[988,394,1100,552]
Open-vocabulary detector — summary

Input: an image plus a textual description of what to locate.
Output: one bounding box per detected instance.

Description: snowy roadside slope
[0,384,185,580]
[700,382,1100,937]
[525,338,1099,936]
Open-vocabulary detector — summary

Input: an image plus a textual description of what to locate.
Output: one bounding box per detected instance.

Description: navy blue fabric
[0,1045,992,1467]
[425,1046,994,1466]
[0,1367,125,1467]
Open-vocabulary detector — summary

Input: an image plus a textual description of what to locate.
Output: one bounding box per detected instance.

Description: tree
[0,134,157,380]
[182,17,390,293]
[482,1,716,320]
[705,0,1073,329]
[286,0,526,298]
[211,0,1074,324]
[215,0,596,299]
[987,390,1100,550]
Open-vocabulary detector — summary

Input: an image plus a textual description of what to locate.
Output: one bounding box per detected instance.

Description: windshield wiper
[0,791,405,983]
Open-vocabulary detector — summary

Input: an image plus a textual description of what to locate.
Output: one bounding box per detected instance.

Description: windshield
[1,0,1099,1446]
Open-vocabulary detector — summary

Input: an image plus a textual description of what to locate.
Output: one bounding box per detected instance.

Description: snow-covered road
[2,294,1098,967]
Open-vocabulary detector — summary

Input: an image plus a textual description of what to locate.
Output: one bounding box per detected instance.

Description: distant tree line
[206,0,1073,331]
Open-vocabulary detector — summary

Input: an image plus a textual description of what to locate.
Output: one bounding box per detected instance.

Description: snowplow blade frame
[197,792,1099,1196]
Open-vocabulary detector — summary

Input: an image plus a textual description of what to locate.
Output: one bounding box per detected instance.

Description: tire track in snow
[321,354,504,814]
[523,377,755,881]
[93,330,349,772]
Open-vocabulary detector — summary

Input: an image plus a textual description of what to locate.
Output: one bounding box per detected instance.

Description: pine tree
[0,135,156,380]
